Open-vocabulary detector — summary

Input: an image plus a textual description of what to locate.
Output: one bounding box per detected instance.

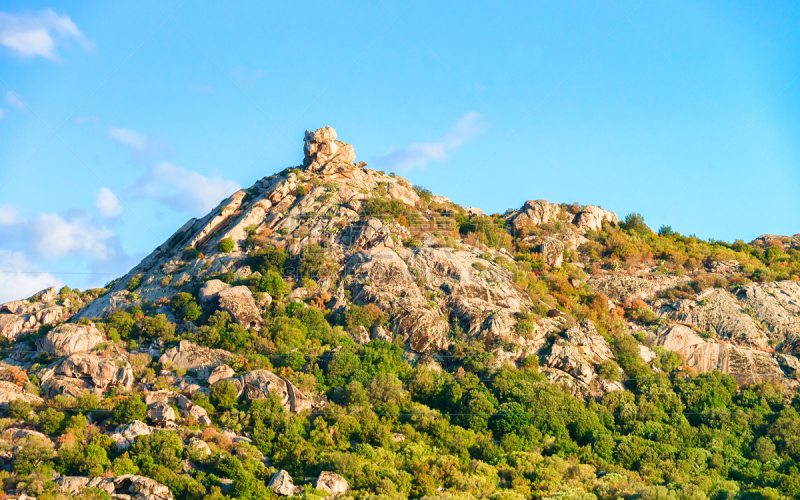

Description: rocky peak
[302,126,358,171]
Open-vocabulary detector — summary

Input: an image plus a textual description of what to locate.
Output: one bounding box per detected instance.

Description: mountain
[0,127,799,499]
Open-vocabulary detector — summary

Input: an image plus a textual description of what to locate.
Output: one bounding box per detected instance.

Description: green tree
[211,379,239,410]
[14,437,54,474]
[129,430,184,472]
[113,394,147,423]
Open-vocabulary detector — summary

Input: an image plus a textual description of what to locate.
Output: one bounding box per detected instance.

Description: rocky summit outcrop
[303,126,357,169]
[35,323,105,357]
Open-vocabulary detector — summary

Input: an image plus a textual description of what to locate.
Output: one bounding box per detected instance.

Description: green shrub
[211,379,239,410]
[7,399,31,419]
[597,359,622,381]
[126,275,142,292]
[218,237,235,253]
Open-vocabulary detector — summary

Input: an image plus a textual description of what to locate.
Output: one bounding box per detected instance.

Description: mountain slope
[0,127,799,499]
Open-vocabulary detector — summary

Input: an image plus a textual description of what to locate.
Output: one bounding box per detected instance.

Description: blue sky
[0,1,798,300]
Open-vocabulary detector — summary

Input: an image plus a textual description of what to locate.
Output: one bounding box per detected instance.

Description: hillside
[0,127,799,499]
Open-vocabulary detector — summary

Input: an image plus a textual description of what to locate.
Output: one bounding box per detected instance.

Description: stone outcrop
[540,236,564,267]
[158,340,232,377]
[572,205,619,232]
[199,279,231,304]
[230,370,312,413]
[36,323,104,357]
[86,475,173,500]
[541,319,624,398]
[0,381,44,407]
[207,364,235,385]
[144,390,212,425]
[217,286,263,330]
[38,354,134,398]
[0,291,66,341]
[314,471,349,498]
[506,200,561,233]
[147,401,176,424]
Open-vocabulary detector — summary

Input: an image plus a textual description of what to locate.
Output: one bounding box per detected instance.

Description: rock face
[230,370,312,413]
[314,471,349,498]
[269,470,301,496]
[737,281,800,351]
[199,279,231,304]
[657,325,798,388]
[145,390,212,426]
[36,323,104,357]
[217,286,263,330]
[303,126,356,168]
[38,354,134,398]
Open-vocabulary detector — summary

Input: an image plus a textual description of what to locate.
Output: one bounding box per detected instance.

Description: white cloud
[4,90,25,110]
[33,213,116,260]
[108,126,147,152]
[0,250,61,303]
[376,112,489,171]
[227,66,267,87]
[127,162,239,216]
[0,205,17,225]
[96,187,123,217]
[0,9,93,60]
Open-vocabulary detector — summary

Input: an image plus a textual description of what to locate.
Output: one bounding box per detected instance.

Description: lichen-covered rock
[198,279,230,304]
[217,286,263,330]
[207,364,235,385]
[159,340,232,376]
[56,476,91,494]
[36,323,104,357]
[269,469,300,496]
[313,471,349,498]
[109,420,151,450]
[231,370,312,413]
[540,236,564,267]
[147,401,176,423]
